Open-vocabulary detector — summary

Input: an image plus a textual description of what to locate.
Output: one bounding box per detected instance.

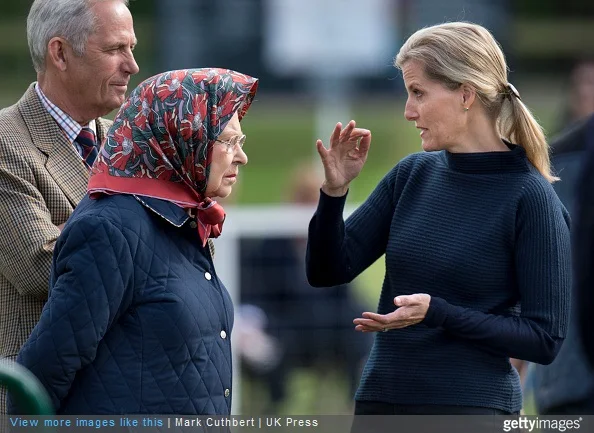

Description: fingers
[354,317,385,327]
[329,122,343,149]
[355,324,381,333]
[342,126,370,145]
[355,305,419,331]
[361,312,385,322]
[354,314,389,333]
[357,133,372,153]
[338,120,356,142]
[350,128,371,138]
[354,321,385,333]
[354,321,416,332]
[330,121,371,149]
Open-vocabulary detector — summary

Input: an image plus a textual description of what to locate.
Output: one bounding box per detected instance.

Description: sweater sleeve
[11,215,135,412]
[423,182,572,365]
[306,166,401,287]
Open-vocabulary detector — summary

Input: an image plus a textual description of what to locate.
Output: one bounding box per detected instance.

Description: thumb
[316,139,328,161]
[394,295,415,307]
[394,296,410,307]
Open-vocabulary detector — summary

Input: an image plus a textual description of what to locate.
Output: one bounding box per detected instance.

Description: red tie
[77,127,98,167]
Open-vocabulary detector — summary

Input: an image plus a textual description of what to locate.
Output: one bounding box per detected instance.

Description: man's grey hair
[27,0,130,73]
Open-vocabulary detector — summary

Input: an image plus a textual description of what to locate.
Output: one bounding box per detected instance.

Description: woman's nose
[235,146,248,165]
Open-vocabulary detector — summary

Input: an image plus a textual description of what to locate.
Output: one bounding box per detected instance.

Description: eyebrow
[219,131,243,139]
[105,38,138,50]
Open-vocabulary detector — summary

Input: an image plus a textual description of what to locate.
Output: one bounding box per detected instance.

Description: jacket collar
[17,83,111,207]
[134,195,190,227]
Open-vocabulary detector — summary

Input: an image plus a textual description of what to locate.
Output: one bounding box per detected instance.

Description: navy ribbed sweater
[306,145,571,413]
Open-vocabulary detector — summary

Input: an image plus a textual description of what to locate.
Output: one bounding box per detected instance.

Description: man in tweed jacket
[0,0,138,413]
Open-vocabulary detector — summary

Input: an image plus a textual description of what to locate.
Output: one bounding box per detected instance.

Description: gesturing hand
[317,120,371,197]
[353,294,431,333]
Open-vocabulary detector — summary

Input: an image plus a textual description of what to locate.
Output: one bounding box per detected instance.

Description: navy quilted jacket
[12,193,234,415]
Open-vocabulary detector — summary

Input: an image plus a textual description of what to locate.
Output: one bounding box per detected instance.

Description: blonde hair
[395,22,557,183]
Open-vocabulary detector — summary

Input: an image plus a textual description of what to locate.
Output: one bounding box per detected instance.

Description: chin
[212,187,233,199]
[421,139,442,152]
[105,100,123,113]
[110,94,126,107]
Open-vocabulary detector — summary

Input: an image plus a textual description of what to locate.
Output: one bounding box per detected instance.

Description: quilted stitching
[11,194,233,415]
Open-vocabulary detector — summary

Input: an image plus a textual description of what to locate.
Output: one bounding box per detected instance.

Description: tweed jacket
[0,84,111,410]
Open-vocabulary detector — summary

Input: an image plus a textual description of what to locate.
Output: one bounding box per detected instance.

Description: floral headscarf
[88,68,259,245]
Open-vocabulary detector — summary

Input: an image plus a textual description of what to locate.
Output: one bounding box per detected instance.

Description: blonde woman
[306,22,571,416]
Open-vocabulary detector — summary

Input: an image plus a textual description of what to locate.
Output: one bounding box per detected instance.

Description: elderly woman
[11,68,258,415]
[307,22,571,417]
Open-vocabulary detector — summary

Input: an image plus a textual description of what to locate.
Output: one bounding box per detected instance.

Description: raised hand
[316,120,371,197]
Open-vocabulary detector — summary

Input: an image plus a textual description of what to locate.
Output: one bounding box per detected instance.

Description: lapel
[17,84,108,207]
[96,116,112,147]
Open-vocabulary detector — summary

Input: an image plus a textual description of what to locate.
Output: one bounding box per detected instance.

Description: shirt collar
[34,82,96,143]
[133,195,190,227]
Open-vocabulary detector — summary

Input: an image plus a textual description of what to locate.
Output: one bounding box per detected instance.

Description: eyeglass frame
[215,134,246,154]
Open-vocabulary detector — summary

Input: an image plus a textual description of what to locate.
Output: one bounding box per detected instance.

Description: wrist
[321,182,349,197]
[421,296,449,328]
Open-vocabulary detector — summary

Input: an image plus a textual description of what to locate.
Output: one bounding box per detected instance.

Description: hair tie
[506,83,521,101]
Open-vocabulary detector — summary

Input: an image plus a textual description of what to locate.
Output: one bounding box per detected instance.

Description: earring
[464,107,469,112]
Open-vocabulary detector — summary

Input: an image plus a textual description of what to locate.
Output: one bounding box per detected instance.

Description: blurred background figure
[239,162,372,414]
[576,114,594,370]
[567,60,594,123]
[528,113,594,415]
[556,59,594,130]
[522,58,594,414]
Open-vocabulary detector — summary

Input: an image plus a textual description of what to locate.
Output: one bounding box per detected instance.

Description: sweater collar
[443,143,530,174]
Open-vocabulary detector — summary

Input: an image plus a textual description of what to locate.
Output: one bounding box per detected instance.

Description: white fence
[213,204,356,414]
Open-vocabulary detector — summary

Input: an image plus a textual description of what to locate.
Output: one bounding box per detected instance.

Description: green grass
[241,368,355,415]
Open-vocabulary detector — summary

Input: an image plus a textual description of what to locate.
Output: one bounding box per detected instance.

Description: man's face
[64,1,139,118]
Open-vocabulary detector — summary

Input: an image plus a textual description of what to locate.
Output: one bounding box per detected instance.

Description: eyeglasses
[215,134,246,154]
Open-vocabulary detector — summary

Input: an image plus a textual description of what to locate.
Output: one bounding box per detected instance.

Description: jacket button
[224,388,230,398]
[189,221,197,229]
[205,272,212,281]
[220,330,227,339]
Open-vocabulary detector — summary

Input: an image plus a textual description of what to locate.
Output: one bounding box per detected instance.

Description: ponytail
[498,96,558,183]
